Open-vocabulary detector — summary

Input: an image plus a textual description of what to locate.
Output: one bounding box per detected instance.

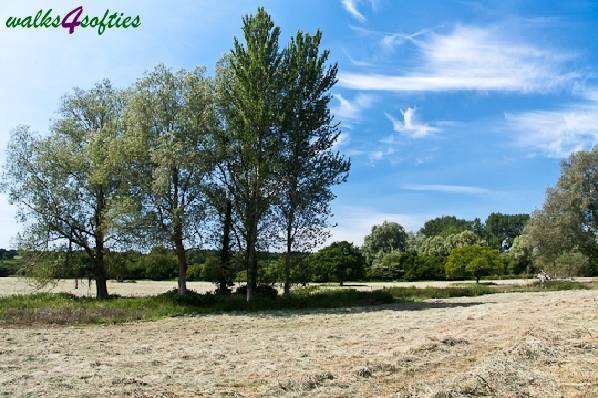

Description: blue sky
[1,0,597,248]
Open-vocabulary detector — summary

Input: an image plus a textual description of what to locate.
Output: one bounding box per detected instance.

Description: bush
[0,260,21,277]
[445,244,502,282]
[368,252,445,281]
[235,284,278,299]
[309,241,365,284]
[138,248,177,280]
[186,263,205,281]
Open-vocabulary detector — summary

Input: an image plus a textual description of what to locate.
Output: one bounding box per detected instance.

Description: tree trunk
[94,232,109,299]
[284,228,292,296]
[245,214,258,302]
[218,199,232,295]
[174,221,187,296]
[94,190,109,299]
[172,167,187,296]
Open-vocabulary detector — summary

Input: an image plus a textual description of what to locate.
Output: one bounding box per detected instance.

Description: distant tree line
[4,146,594,286]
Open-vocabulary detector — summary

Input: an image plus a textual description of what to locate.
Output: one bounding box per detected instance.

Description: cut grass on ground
[0,280,592,326]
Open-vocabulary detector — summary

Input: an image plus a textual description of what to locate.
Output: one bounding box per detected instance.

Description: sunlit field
[1,285,596,397]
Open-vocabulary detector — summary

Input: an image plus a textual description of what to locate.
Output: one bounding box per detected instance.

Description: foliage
[525,147,598,269]
[419,230,482,257]
[508,234,534,274]
[276,29,349,294]
[361,221,408,264]
[126,64,218,295]
[368,251,444,281]
[445,244,503,281]
[137,247,177,280]
[0,259,22,277]
[308,241,364,284]
[215,8,286,300]
[405,232,425,254]
[419,216,479,238]
[2,81,129,298]
[484,212,529,250]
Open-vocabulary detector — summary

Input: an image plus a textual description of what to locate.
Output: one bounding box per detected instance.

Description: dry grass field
[3,276,596,297]
[1,287,596,397]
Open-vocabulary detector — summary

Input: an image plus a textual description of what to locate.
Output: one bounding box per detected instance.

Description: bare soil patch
[0,289,596,397]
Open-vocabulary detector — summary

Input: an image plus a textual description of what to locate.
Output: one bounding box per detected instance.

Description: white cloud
[339,25,574,92]
[381,29,428,51]
[327,206,431,246]
[402,184,492,194]
[331,93,375,123]
[385,107,440,138]
[505,101,598,158]
[341,0,366,22]
[368,150,384,163]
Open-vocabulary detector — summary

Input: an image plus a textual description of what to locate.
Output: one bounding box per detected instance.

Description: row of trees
[357,147,597,280]
[2,147,594,287]
[1,8,349,300]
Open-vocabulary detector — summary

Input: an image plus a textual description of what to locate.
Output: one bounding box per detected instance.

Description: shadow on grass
[239,300,488,318]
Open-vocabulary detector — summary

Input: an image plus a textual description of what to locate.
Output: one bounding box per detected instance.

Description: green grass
[0,280,592,326]
[383,280,592,301]
[0,288,395,326]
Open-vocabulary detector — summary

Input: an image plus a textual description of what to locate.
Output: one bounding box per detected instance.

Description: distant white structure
[536,269,551,283]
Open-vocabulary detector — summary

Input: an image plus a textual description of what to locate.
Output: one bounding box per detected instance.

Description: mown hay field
[0,286,596,397]
[3,276,596,297]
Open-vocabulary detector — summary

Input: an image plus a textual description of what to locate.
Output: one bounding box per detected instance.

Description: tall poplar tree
[216,8,284,301]
[277,31,350,295]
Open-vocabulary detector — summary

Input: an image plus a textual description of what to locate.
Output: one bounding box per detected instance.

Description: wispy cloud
[505,99,598,158]
[341,0,366,22]
[339,25,575,92]
[331,93,375,123]
[403,184,492,194]
[381,29,429,51]
[385,107,440,138]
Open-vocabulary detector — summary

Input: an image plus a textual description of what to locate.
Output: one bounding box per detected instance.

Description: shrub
[308,241,365,284]
[445,244,502,282]
[138,248,177,280]
[368,252,445,281]
[186,263,205,281]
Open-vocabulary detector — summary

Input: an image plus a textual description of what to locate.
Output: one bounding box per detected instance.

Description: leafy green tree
[309,241,364,285]
[369,251,444,281]
[544,251,590,278]
[525,147,598,275]
[484,212,529,250]
[445,244,502,282]
[405,232,425,254]
[419,230,481,257]
[419,216,475,237]
[361,221,408,264]
[216,8,284,301]
[277,30,349,296]
[138,247,178,280]
[508,234,534,274]
[126,65,217,295]
[2,81,128,298]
